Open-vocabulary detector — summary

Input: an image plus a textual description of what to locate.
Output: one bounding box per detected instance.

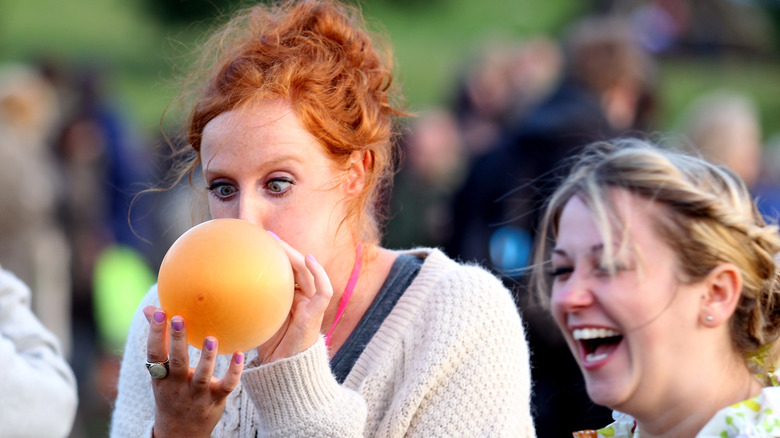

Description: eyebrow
[552,243,605,258]
[203,153,302,176]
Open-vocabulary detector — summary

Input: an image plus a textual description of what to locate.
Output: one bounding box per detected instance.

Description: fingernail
[307,254,318,264]
[154,310,165,323]
[268,230,280,240]
[206,337,216,352]
[235,352,244,365]
[172,317,183,332]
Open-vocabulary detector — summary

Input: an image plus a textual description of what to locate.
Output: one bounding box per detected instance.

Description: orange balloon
[158,218,294,354]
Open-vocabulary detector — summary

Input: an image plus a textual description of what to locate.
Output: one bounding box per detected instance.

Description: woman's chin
[584,379,628,411]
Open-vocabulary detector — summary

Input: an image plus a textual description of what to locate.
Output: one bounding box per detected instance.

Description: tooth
[586,352,608,362]
[572,328,621,340]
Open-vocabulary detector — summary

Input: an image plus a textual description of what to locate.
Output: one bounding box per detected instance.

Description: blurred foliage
[141,0,239,24]
[660,58,780,136]
[0,0,582,135]
[0,0,778,139]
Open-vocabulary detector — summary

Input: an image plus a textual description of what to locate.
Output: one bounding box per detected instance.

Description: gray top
[330,253,423,383]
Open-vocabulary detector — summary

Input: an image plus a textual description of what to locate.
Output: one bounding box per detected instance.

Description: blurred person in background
[677,89,780,226]
[0,63,72,354]
[679,89,762,192]
[384,108,466,250]
[450,37,562,159]
[448,15,657,274]
[754,134,780,224]
[446,15,658,437]
[0,263,78,437]
[0,62,79,438]
[52,63,158,437]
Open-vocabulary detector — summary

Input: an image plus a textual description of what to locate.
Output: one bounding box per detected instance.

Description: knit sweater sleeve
[241,337,367,437]
[0,266,78,438]
[109,286,159,438]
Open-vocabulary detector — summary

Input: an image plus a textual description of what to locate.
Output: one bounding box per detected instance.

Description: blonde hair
[532,138,780,381]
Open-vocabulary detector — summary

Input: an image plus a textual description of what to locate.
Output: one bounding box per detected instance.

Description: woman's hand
[143,306,244,438]
[258,233,334,363]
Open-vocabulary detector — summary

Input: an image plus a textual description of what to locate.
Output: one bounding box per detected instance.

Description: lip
[568,325,623,371]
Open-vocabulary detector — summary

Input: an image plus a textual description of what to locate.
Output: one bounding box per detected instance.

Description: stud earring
[705,315,714,322]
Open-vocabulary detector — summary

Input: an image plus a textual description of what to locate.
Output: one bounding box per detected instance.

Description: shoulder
[698,387,780,437]
[0,264,31,305]
[396,248,523,336]
[404,248,515,305]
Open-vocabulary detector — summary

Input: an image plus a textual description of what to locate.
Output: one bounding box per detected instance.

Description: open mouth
[573,328,623,363]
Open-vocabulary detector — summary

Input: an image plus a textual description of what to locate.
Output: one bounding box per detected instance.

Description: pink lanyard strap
[325,244,362,346]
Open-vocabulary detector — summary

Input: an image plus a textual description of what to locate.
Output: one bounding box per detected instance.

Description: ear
[343,150,371,197]
[700,263,742,327]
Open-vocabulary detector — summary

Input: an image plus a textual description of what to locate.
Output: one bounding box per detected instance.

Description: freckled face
[199,99,351,269]
[550,190,703,414]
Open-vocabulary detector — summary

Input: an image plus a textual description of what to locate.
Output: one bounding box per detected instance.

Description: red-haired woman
[110,1,535,436]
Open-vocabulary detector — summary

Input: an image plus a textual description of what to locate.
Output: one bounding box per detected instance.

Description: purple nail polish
[172,318,183,332]
[268,230,280,240]
[235,353,244,365]
[307,254,317,264]
[154,310,165,323]
[206,338,216,352]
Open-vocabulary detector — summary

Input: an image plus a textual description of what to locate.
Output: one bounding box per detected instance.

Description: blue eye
[207,182,237,199]
[267,178,292,195]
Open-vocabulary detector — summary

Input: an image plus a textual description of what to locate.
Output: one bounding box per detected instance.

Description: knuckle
[169,356,188,368]
[219,377,239,395]
[193,374,211,387]
[148,324,165,338]
[218,384,236,397]
[147,353,167,362]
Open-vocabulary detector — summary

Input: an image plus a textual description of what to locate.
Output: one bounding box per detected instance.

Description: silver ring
[145,360,170,379]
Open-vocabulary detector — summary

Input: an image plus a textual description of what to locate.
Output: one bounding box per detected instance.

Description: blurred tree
[766,1,780,53]
[142,0,242,24]
[367,0,444,9]
[142,0,445,24]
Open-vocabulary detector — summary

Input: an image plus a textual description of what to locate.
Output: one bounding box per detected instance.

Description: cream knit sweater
[110,248,536,437]
[0,265,78,437]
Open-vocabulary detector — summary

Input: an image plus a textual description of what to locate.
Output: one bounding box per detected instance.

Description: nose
[551,270,595,314]
[235,192,265,228]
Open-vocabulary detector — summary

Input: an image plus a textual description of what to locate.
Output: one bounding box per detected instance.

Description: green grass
[362,0,583,110]
[1,0,778,142]
[659,57,780,138]
[0,0,583,133]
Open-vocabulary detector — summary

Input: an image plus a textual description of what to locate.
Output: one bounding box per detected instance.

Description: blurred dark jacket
[447,80,615,270]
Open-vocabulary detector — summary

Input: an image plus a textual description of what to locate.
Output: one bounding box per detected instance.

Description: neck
[320,245,397,353]
[321,242,365,327]
[632,358,762,438]
[324,243,363,346]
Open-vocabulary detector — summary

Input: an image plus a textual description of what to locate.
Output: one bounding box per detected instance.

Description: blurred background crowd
[1,0,779,436]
